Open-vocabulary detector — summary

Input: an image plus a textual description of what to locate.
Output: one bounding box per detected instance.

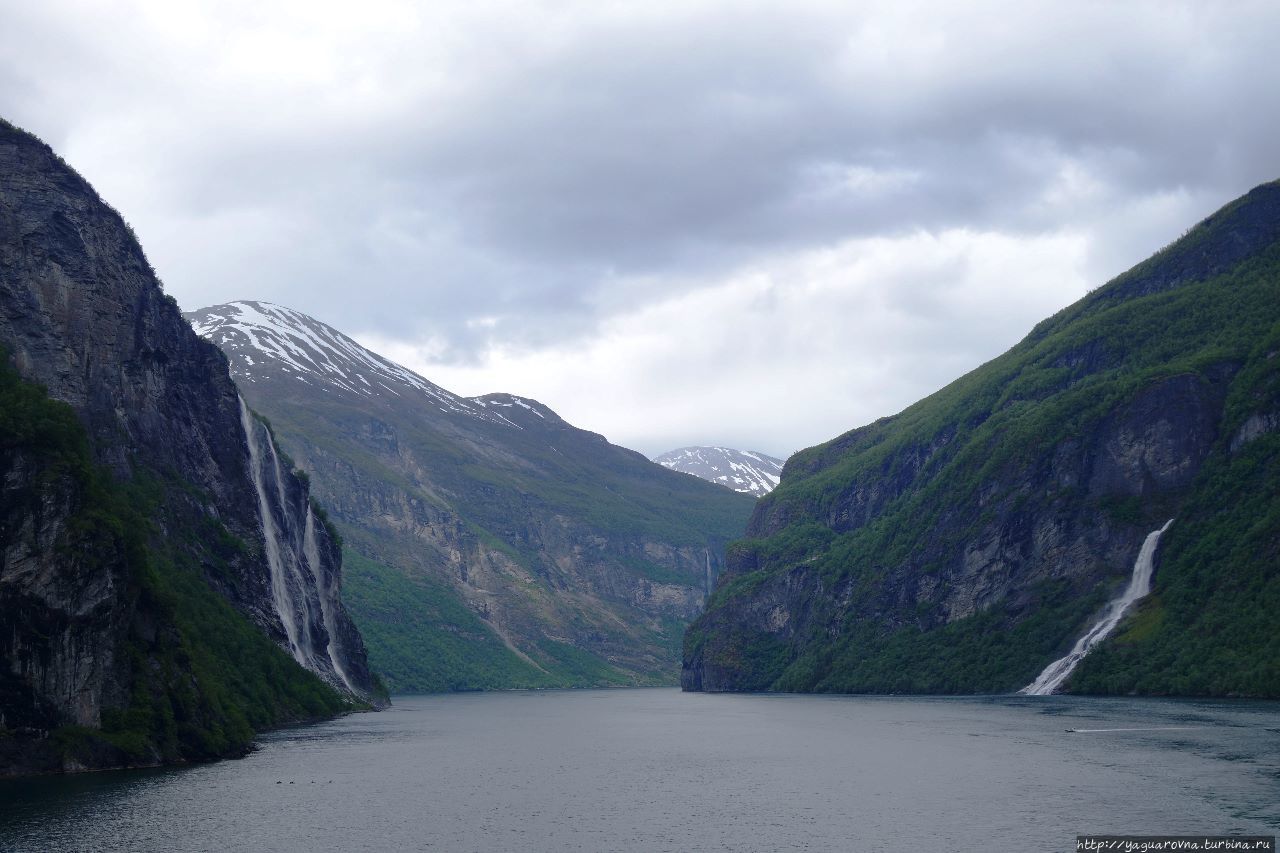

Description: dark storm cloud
[9,2,1276,333]
[1,0,1277,449]
[381,2,1280,273]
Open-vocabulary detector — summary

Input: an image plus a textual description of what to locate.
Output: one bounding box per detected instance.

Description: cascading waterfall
[304,508,356,694]
[261,418,320,667]
[240,397,308,666]
[240,396,366,698]
[1022,518,1175,695]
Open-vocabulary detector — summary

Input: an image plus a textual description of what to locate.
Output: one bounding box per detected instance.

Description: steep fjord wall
[0,119,380,775]
[684,182,1280,697]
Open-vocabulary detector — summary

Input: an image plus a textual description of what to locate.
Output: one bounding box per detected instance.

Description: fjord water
[2,690,1277,852]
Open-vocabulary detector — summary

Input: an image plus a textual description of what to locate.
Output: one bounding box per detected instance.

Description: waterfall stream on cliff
[240,398,308,665]
[263,422,321,667]
[1022,518,1175,695]
[240,397,369,698]
[304,508,356,693]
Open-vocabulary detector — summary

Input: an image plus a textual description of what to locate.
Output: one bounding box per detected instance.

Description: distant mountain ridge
[654,447,785,497]
[191,301,519,423]
[187,301,755,692]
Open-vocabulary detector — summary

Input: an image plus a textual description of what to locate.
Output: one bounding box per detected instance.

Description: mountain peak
[473,393,567,427]
[653,446,785,497]
[187,300,507,423]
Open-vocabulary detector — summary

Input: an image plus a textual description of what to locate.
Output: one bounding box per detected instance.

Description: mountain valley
[187,301,756,691]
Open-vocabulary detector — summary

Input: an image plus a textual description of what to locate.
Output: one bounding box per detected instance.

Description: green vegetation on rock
[0,355,352,769]
[188,303,755,692]
[684,181,1280,698]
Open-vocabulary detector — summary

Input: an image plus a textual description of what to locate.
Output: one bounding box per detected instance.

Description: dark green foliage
[341,550,560,692]
[689,182,1280,697]
[0,352,351,767]
[778,580,1112,694]
[118,524,351,760]
[1070,434,1280,697]
[66,485,353,768]
[341,549,648,692]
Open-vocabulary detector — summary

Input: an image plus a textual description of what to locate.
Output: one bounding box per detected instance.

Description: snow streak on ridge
[189,301,546,428]
[653,446,785,497]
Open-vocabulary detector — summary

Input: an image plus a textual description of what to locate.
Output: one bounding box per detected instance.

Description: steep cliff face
[186,301,756,690]
[0,119,380,775]
[684,181,1280,697]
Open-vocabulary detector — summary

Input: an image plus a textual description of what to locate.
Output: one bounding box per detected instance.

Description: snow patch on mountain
[652,446,785,497]
[187,301,514,424]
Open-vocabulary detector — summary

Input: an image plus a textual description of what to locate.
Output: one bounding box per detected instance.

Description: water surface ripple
[2,689,1277,852]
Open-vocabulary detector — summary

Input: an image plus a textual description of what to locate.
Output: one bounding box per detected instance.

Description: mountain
[684,180,1280,698]
[0,119,382,776]
[186,301,757,691]
[653,447,785,497]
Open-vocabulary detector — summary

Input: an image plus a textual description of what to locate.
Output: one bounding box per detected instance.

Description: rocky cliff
[0,119,381,775]
[684,181,1280,697]
[187,301,756,690]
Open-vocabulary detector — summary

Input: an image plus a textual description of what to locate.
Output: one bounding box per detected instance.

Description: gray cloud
[1,0,1278,451]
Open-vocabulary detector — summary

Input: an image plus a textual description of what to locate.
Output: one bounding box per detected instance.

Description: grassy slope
[254,386,753,692]
[688,183,1280,696]
[267,393,753,563]
[344,549,582,692]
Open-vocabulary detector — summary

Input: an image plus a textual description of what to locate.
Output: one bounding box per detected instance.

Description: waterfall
[261,418,320,667]
[304,507,356,693]
[1022,518,1174,695]
[238,396,368,700]
[240,398,309,666]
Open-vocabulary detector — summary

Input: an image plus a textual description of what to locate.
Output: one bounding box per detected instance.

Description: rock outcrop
[0,119,381,775]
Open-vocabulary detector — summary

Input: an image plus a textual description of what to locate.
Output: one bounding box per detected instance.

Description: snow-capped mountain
[186,300,755,693]
[186,301,541,429]
[652,447,785,497]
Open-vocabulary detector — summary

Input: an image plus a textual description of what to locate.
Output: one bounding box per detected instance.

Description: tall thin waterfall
[240,398,310,666]
[239,396,368,699]
[304,508,356,693]
[261,417,320,668]
[1022,518,1175,695]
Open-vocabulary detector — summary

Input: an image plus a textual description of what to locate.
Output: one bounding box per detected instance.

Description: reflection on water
[1,690,1277,852]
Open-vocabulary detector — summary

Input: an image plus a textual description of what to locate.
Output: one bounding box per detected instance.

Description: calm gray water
[1,689,1277,852]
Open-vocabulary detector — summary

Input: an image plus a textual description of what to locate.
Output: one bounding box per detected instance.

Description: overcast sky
[3,1,1277,457]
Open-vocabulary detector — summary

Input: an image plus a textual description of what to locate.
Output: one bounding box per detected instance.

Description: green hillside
[684,181,1280,697]
[188,303,755,692]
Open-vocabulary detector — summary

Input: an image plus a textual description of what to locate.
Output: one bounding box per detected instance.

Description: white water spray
[240,397,308,666]
[1022,518,1174,696]
[240,396,364,697]
[304,507,356,693]
[261,420,319,667]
